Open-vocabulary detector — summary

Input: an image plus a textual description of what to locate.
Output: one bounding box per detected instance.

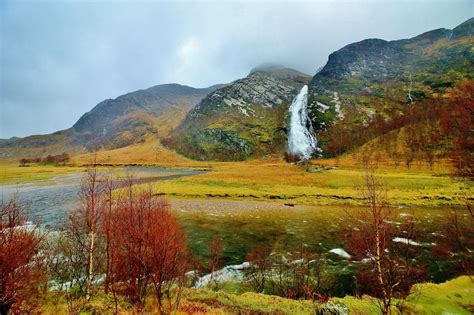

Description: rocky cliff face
[166,65,311,161]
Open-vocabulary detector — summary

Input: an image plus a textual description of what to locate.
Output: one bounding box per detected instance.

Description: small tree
[347,165,425,314]
[209,238,223,291]
[246,244,271,293]
[100,175,116,295]
[440,81,474,178]
[433,205,473,279]
[0,194,44,314]
[108,180,188,312]
[79,165,104,301]
[60,164,105,302]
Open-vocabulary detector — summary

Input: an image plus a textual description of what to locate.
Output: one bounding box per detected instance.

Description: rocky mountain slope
[0,83,222,157]
[307,18,474,140]
[165,64,311,160]
[2,19,472,162]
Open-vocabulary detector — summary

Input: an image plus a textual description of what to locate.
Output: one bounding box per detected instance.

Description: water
[1,167,206,228]
[287,85,319,160]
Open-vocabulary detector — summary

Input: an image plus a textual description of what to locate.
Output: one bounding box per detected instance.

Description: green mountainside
[2,19,472,162]
[165,64,311,161]
[166,18,473,161]
[308,18,473,153]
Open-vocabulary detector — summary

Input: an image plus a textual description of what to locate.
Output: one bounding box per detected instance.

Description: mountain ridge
[164,65,311,160]
[2,18,472,161]
[0,83,224,156]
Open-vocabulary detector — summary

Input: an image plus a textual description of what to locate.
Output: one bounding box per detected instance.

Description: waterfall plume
[287,85,319,161]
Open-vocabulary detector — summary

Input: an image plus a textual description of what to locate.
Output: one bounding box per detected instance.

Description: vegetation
[32,276,474,314]
[317,81,473,176]
[1,18,472,315]
[19,153,71,167]
[1,157,471,314]
[347,164,425,314]
[1,194,45,314]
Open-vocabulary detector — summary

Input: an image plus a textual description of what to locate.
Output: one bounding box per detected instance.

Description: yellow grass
[0,163,86,185]
[149,157,470,206]
[2,137,471,207]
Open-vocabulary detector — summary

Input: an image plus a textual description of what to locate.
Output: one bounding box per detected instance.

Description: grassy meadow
[2,152,470,207]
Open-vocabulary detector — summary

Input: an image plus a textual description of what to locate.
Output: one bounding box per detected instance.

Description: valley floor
[1,154,470,208]
[1,154,472,314]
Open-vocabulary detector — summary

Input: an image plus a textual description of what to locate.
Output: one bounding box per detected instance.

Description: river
[1,167,206,228]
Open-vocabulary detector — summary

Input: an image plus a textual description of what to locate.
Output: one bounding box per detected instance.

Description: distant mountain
[0,137,20,146]
[70,83,223,149]
[307,18,474,137]
[0,83,223,156]
[165,65,311,160]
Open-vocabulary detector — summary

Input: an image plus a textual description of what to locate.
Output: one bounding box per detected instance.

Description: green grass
[333,276,474,314]
[151,160,470,207]
[402,276,474,314]
[182,289,317,314]
[0,163,86,185]
[38,276,473,314]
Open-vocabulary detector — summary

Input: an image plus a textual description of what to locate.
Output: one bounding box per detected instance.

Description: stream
[1,167,206,227]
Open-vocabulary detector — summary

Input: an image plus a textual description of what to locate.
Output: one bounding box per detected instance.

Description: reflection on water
[1,167,206,228]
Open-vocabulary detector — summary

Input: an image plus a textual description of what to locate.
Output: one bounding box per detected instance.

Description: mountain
[70,83,223,149]
[0,83,223,157]
[166,19,473,161]
[164,65,311,161]
[307,18,474,142]
[3,19,472,162]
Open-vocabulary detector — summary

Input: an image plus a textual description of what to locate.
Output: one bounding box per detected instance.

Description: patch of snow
[291,258,304,265]
[238,106,254,117]
[194,262,250,288]
[316,101,330,113]
[239,108,250,117]
[329,248,351,259]
[393,237,421,246]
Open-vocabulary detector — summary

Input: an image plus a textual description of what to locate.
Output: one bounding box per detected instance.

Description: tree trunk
[86,228,95,301]
[86,172,96,302]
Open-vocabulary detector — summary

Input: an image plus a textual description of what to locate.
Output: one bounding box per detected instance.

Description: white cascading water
[287,85,319,160]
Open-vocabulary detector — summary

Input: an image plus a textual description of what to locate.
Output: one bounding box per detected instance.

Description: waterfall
[287,85,319,161]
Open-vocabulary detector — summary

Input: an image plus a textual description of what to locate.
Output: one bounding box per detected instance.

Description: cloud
[0,0,472,138]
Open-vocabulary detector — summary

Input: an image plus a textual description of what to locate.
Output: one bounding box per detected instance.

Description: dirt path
[168,198,309,212]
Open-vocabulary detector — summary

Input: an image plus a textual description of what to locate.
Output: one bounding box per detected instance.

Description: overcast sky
[0,0,472,138]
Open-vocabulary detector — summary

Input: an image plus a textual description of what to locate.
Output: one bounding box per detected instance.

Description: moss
[38,276,473,314]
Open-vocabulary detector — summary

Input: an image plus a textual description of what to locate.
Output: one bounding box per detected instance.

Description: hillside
[0,83,223,157]
[2,19,472,163]
[165,64,311,161]
[167,19,473,162]
[308,18,473,153]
